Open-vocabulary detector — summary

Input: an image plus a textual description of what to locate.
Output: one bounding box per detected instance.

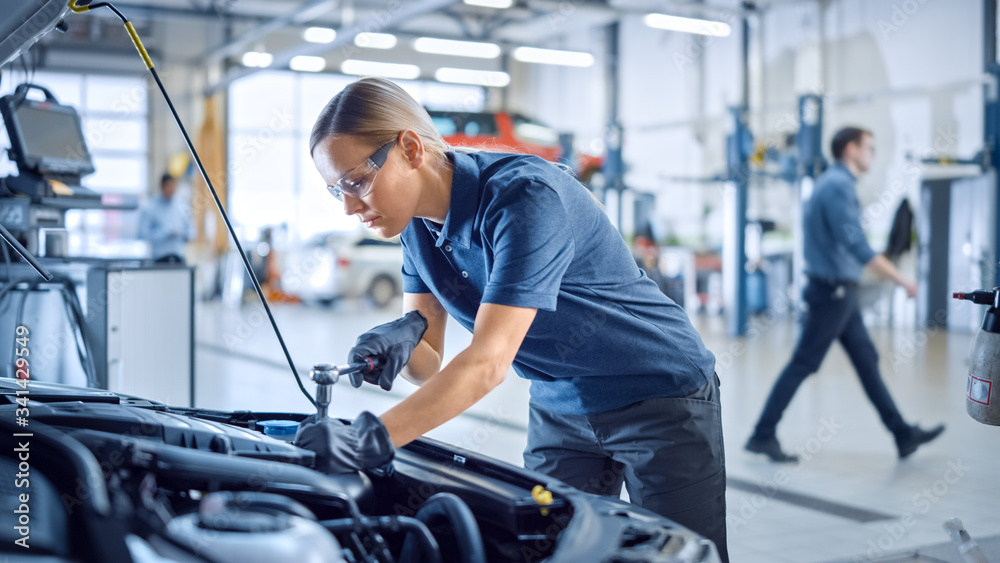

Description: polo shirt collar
[425,152,479,249]
[834,162,856,181]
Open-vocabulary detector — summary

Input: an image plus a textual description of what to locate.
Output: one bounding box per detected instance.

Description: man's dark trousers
[753,277,909,440]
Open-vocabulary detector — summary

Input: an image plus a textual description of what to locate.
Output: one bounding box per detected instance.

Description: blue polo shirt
[803,163,877,283]
[400,152,715,415]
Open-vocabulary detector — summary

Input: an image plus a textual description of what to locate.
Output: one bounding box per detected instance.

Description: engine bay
[0,379,717,563]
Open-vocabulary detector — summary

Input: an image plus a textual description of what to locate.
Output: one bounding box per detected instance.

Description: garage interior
[1,0,999,562]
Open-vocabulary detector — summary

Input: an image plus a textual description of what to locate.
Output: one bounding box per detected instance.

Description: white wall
[504,22,610,161]
[512,0,983,250]
[816,0,983,249]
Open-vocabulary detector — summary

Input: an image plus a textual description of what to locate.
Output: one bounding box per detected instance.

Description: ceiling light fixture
[341,59,421,80]
[643,13,732,37]
[435,67,510,87]
[290,55,326,72]
[512,47,594,67]
[463,0,513,8]
[303,27,337,43]
[414,37,501,59]
[355,33,398,49]
[241,51,273,68]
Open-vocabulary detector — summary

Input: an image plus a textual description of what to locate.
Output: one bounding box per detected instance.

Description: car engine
[0,380,719,563]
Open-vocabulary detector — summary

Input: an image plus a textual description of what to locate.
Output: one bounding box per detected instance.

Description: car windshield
[305,232,353,249]
[511,114,559,146]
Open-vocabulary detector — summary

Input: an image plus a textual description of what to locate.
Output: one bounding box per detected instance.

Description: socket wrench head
[310,364,339,385]
[311,364,339,420]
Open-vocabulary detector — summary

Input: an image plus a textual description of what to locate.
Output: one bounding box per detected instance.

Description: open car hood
[0,378,719,563]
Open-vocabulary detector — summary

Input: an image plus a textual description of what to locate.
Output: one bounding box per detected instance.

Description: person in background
[745,126,944,463]
[633,223,669,295]
[138,173,194,264]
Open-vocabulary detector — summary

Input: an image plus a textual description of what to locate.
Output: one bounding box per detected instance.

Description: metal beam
[206,0,336,62]
[95,2,270,24]
[727,6,753,337]
[205,0,460,95]
[986,0,1000,287]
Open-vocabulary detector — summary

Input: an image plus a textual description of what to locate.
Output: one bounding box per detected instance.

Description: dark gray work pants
[752,278,909,441]
[524,375,728,563]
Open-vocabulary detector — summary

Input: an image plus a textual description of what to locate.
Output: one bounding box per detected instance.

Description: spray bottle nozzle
[953,290,998,305]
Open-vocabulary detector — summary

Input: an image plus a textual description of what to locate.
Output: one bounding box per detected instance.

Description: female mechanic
[295,77,728,560]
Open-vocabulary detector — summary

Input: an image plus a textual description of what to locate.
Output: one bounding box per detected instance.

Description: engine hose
[400,493,486,563]
[321,516,441,563]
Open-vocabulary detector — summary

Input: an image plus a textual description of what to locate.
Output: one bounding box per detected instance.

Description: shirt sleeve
[138,204,161,242]
[481,181,574,311]
[823,183,877,265]
[400,237,430,294]
[137,206,151,240]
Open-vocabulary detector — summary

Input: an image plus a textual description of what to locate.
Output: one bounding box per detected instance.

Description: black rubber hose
[11,277,34,378]
[322,515,442,563]
[58,279,99,387]
[400,493,487,563]
[0,419,133,562]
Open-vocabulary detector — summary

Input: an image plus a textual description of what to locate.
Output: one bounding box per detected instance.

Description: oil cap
[259,420,300,441]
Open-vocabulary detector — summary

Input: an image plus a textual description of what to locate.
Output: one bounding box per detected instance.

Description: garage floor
[193,299,1000,563]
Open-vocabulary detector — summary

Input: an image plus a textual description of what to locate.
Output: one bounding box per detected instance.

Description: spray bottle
[953,289,1000,425]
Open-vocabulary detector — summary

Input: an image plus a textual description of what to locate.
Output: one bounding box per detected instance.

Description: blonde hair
[309,77,604,208]
[309,77,450,167]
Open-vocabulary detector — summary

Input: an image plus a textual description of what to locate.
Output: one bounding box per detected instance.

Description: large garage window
[227,72,484,241]
[0,71,149,256]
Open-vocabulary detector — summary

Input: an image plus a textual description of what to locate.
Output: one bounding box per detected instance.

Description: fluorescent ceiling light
[414,37,501,59]
[290,55,326,72]
[512,47,594,67]
[341,59,421,80]
[463,0,513,8]
[355,33,397,49]
[241,51,273,68]
[303,27,337,43]
[643,13,732,37]
[435,68,510,87]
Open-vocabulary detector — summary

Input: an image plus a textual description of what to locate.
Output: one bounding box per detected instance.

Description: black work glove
[349,310,428,390]
[295,412,395,474]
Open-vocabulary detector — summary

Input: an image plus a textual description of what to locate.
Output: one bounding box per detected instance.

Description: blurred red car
[426,110,603,183]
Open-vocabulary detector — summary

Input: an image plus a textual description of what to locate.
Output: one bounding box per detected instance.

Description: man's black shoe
[745,435,799,463]
[896,424,945,459]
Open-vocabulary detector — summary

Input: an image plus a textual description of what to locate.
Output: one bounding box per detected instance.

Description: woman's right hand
[349,310,428,390]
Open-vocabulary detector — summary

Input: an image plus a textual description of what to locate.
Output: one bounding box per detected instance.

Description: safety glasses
[327,139,397,201]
